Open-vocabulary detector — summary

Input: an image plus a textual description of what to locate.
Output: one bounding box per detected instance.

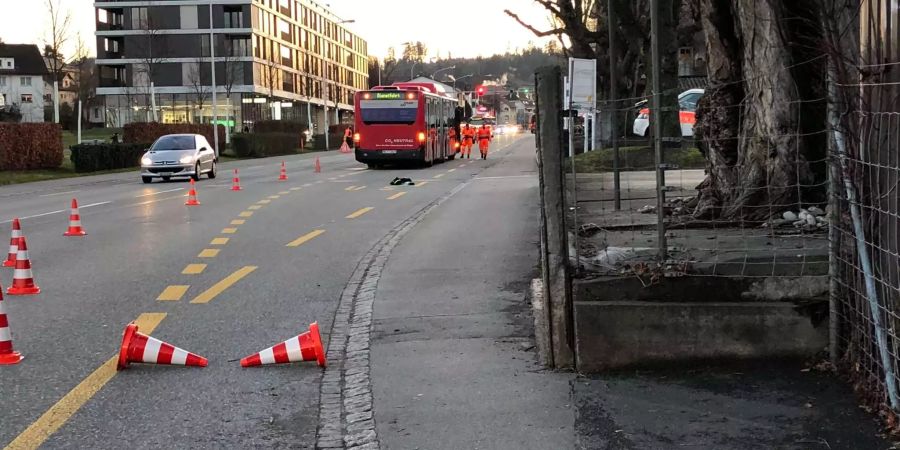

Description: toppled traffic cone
[314,157,321,174]
[279,161,288,181]
[0,283,23,365]
[185,179,200,206]
[231,169,242,191]
[7,235,39,296]
[63,198,87,237]
[117,322,208,370]
[240,322,326,368]
[2,219,21,268]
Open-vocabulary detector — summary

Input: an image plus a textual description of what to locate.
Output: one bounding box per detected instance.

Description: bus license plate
[382,150,397,154]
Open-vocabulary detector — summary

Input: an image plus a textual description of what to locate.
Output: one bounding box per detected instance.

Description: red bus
[353,82,459,168]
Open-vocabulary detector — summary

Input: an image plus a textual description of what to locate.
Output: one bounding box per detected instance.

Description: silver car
[140,134,218,183]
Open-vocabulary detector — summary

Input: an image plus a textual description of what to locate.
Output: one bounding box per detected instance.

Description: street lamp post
[431,65,456,80]
[209,0,219,156]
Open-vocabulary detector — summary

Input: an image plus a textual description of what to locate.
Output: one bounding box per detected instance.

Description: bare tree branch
[504,10,565,37]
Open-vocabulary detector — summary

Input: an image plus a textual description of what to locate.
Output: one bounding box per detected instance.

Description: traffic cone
[279,161,288,181]
[7,235,39,296]
[185,179,200,206]
[0,283,23,365]
[63,198,87,236]
[2,219,21,268]
[240,322,326,368]
[314,157,321,174]
[231,169,242,191]
[117,322,208,371]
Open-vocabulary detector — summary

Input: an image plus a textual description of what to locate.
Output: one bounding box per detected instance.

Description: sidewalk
[369,140,574,449]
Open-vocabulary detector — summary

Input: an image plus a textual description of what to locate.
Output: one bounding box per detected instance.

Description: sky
[0,0,555,60]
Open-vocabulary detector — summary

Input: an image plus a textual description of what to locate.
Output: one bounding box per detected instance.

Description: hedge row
[70,143,147,173]
[231,133,300,158]
[252,120,307,134]
[123,123,226,148]
[0,123,63,170]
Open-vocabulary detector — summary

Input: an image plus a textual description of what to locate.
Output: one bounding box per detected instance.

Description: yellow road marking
[222,228,237,234]
[380,187,395,191]
[346,207,374,219]
[268,195,280,199]
[182,264,207,275]
[352,186,367,191]
[210,238,229,245]
[231,219,245,225]
[257,199,271,204]
[5,313,166,450]
[416,181,429,187]
[448,168,456,173]
[434,173,445,179]
[248,205,263,211]
[190,266,257,304]
[286,229,325,247]
[387,192,407,200]
[278,191,290,195]
[290,187,302,191]
[157,285,189,301]
[239,211,254,217]
[198,249,220,258]
[345,186,358,191]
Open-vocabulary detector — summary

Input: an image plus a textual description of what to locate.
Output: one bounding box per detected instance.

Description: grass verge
[570,146,706,173]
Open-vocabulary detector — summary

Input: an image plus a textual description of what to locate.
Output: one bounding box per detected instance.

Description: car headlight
[179,155,195,164]
[141,157,152,166]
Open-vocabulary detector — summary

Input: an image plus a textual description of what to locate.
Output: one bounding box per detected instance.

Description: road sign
[567,58,597,110]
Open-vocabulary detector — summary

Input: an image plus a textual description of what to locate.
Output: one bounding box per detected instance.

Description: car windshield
[151,136,196,151]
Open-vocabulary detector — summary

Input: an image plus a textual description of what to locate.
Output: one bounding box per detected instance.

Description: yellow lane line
[352,186,367,191]
[5,313,167,450]
[239,211,254,218]
[434,173,445,179]
[190,266,258,304]
[380,187,394,191]
[346,207,374,219]
[248,205,263,211]
[286,229,325,247]
[416,181,429,187]
[222,228,237,234]
[157,285,189,301]
[268,195,280,199]
[387,192,407,200]
[278,191,290,195]
[448,168,456,173]
[290,187,302,191]
[182,263,207,275]
[210,238,229,245]
[345,186,358,191]
[231,219,245,225]
[257,199,271,205]
[198,249,220,258]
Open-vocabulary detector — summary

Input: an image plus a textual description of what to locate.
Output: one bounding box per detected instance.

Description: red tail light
[417,132,426,143]
[353,132,361,143]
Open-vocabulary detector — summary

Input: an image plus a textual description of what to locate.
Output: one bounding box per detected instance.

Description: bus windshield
[360,98,418,124]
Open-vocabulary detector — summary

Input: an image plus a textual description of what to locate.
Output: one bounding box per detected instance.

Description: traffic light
[476,85,485,97]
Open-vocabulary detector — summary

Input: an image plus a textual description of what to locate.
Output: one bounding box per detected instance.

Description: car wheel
[208,161,217,179]
[191,163,201,181]
[142,176,153,184]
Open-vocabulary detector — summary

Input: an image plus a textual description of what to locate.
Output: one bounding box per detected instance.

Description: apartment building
[94,0,368,133]
[0,44,48,123]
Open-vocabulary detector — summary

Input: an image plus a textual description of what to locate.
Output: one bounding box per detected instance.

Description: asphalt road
[0,133,547,449]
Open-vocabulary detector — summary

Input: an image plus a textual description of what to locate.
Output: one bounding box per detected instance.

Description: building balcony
[99,78,127,88]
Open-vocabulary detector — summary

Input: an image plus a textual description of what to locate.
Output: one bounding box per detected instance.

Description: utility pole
[608,0,621,210]
[209,0,219,157]
[650,0,667,261]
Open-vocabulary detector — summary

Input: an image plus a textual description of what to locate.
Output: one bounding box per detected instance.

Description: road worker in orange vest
[477,124,492,159]
[461,124,476,159]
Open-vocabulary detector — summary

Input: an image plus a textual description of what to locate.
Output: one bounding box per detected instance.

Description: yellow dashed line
[5,313,167,449]
[257,200,271,205]
[345,186,358,191]
[290,187,302,191]
[287,229,326,247]
[190,266,257,304]
[448,168,456,173]
[210,238,229,245]
[268,195,280,199]
[434,173,444,179]
[387,192,407,200]
[198,249,220,258]
[230,220,245,225]
[248,205,263,210]
[157,285,190,301]
[278,191,290,195]
[380,187,395,191]
[239,211,254,217]
[346,207,374,219]
[353,186,367,191]
[222,228,237,234]
[182,264,207,275]
[416,181,429,187]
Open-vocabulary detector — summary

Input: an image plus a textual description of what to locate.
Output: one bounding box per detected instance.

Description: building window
[200,35,210,57]
[224,6,242,28]
[21,94,33,103]
[228,37,250,57]
[20,77,31,87]
[132,7,148,29]
[0,77,5,86]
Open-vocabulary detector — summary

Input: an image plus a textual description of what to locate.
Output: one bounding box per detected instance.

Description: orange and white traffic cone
[231,169,242,191]
[185,179,200,206]
[2,219,21,268]
[314,157,322,174]
[63,198,87,237]
[7,235,39,296]
[240,322,326,368]
[117,322,208,371]
[0,282,23,365]
[279,161,288,181]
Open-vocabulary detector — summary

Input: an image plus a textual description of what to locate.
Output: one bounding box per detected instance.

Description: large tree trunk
[693,0,822,221]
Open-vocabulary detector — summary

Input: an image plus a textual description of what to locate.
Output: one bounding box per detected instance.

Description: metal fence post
[650,0,668,262]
